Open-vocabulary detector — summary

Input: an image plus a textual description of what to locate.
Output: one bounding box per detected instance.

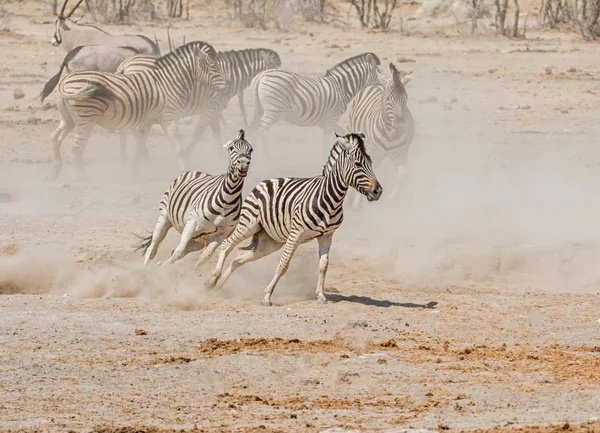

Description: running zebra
[51,40,225,179]
[348,63,415,207]
[205,132,382,306]
[135,130,253,267]
[117,48,281,159]
[249,53,381,156]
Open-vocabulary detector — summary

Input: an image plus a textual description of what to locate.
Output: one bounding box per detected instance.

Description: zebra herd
[39,3,414,304]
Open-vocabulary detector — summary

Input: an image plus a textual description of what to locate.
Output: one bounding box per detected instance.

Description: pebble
[13,88,25,100]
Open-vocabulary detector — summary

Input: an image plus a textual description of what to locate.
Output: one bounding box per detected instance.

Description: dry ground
[1,1,600,432]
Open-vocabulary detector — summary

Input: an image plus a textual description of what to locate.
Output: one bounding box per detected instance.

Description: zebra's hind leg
[49,100,75,180]
[119,131,128,164]
[214,230,282,293]
[315,233,334,304]
[262,228,303,306]
[143,214,173,266]
[71,124,94,180]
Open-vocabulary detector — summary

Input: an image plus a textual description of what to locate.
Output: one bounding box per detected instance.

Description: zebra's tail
[239,233,259,251]
[132,230,153,256]
[39,45,85,103]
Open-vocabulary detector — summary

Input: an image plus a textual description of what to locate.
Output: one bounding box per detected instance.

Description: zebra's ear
[238,129,245,140]
[356,132,366,140]
[335,133,350,150]
[399,69,412,86]
[223,140,233,149]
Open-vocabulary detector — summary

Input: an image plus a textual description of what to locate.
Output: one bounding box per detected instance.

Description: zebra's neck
[216,166,246,208]
[325,65,372,108]
[322,157,351,212]
[380,83,397,136]
[153,55,196,97]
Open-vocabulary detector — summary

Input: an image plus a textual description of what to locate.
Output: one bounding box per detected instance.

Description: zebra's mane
[325,53,381,76]
[322,133,368,176]
[217,48,281,66]
[155,41,216,68]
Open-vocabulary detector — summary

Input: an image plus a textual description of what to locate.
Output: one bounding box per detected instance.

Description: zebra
[135,129,253,268]
[348,63,414,208]
[205,132,383,306]
[117,48,282,159]
[185,48,282,158]
[50,40,225,179]
[249,53,381,157]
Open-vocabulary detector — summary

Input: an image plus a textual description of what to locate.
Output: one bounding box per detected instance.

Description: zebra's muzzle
[365,181,383,202]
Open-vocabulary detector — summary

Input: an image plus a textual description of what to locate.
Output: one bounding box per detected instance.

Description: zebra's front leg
[161,122,187,171]
[209,117,223,147]
[167,219,211,264]
[206,217,263,289]
[315,233,334,304]
[193,233,227,271]
[214,230,283,292]
[262,229,303,307]
[50,100,74,180]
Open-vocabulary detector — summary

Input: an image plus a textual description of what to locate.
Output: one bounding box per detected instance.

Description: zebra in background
[205,132,382,306]
[50,41,225,179]
[249,53,381,157]
[185,48,282,158]
[116,47,281,159]
[135,130,253,268]
[348,63,414,207]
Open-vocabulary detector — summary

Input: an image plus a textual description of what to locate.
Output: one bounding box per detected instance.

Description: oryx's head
[259,49,282,70]
[52,0,84,46]
[224,129,253,178]
[335,132,382,202]
[189,41,227,91]
[387,63,411,119]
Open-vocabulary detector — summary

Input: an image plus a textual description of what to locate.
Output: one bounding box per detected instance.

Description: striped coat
[206,132,383,306]
[50,41,225,179]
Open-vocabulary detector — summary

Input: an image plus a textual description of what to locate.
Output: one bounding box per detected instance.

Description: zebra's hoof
[317,299,328,305]
[205,276,218,290]
[261,299,272,307]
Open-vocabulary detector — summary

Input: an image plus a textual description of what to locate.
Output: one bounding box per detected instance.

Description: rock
[517,104,531,110]
[397,57,416,63]
[544,67,553,75]
[418,96,439,105]
[26,117,41,125]
[0,192,13,203]
[13,88,25,100]
[488,68,498,73]
[568,67,577,73]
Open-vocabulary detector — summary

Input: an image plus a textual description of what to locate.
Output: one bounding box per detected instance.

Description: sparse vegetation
[346,0,400,30]
[0,0,11,32]
[539,0,600,37]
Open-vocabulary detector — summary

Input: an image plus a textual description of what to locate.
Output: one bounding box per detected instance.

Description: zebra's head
[335,132,382,202]
[224,129,253,178]
[388,63,410,118]
[260,49,282,69]
[189,42,227,91]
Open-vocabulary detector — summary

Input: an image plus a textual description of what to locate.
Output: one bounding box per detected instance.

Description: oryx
[51,0,160,55]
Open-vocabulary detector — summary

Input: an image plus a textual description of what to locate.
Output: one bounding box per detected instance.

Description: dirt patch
[197,336,354,358]
[465,422,600,433]
[371,340,600,385]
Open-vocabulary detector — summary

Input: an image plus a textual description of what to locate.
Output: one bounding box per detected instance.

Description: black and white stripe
[51,41,225,179]
[348,63,415,204]
[205,132,383,306]
[185,47,282,157]
[249,53,381,153]
[135,130,253,268]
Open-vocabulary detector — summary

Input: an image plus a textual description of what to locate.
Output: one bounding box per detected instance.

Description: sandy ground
[1,1,600,432]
